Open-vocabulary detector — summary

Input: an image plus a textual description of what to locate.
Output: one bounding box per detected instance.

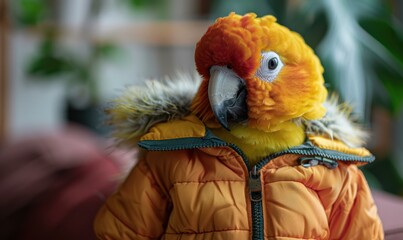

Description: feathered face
[192,13,328,132]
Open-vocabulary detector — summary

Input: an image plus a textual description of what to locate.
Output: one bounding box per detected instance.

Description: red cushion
[17,156,119,240]
[373,191,403,240]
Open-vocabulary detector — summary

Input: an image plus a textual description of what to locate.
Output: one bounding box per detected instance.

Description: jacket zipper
[249,165,264,240]
[226,144,264,240]
[138,131,375,240]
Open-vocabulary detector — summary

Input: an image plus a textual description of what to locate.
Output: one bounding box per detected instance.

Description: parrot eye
[256,51,284,82]
[268,58,278,70]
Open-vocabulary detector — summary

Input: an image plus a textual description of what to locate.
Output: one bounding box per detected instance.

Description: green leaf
[360,18,403,67]
[210,0,271,19]
[376,65,403,114]
[27,40,77,78]
[125,0,159,9]
[358,17,403,114]
[17,0,48,26]
[94,43,121,59]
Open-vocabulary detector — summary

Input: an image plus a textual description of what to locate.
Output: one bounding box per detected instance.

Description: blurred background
[1,0,403,238]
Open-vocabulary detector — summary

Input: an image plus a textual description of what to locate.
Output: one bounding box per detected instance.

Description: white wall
[8,31,66,138]
[7,0,198,139]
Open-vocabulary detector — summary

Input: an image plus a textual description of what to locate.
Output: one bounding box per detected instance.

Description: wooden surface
[96,20,212,46]
[0,0,9,143]
[28,20,213,46]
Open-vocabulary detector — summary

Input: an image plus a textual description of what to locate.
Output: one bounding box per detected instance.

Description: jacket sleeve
[329,164,384,240]
[94,159,171,239]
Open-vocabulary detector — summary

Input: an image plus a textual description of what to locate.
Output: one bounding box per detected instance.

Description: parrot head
[192,13,327,134]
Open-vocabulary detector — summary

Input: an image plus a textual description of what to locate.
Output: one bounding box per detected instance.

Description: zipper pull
[299,156,338,169]
[249,166,262,202]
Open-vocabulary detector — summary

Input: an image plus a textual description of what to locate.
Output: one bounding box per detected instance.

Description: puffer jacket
[94,114,383,240]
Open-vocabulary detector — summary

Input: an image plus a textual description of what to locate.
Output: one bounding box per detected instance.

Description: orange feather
[191,13,328,163]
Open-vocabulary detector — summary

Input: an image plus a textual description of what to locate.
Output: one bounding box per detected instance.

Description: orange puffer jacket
[94,115,383,240]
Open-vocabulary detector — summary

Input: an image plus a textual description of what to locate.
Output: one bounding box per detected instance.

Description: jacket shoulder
[307,135,374,166]
[308,135,372,157]
[140,115,206,141]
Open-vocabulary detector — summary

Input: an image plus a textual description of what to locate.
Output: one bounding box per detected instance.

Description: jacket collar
[138,115,375,168]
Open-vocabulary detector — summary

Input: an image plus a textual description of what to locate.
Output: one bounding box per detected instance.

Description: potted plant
[14,0,120,134]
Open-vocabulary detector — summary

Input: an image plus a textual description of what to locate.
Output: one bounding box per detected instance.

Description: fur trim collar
[303,96,368,148]
[106,73,368,148]
[106,73,202,146]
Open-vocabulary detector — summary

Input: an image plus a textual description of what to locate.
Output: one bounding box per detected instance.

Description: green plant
[15,0,48,26]
[14,0,120,108]
[16,0,170,108]
[27,34,117,106]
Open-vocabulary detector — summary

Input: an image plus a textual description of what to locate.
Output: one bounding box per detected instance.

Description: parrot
[109,12,366,165]
[95,12,383,240]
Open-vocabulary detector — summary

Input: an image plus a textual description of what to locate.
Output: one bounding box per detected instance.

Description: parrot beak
[208,65,248,131]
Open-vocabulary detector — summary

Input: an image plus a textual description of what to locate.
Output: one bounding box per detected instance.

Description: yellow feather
[210,122,305,166]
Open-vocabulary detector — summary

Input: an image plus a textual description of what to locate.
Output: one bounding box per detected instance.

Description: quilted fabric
[94,116,383,239]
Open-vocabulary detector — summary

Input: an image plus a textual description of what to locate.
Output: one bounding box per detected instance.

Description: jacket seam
[169,179,245,191]
[330,165,350,210]
[165,228,249,235]
[104,203,160,239]
[262,179,327,211]
[262,179,318,192]
[143,159,171,200]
